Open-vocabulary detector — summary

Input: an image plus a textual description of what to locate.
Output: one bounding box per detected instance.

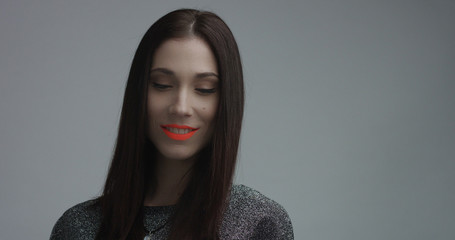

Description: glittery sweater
[50,184,294,239]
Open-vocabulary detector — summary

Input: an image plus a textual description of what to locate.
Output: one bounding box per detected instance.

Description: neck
[144,154,195,206]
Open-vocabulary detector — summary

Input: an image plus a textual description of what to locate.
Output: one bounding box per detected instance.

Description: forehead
[151,37,218,74]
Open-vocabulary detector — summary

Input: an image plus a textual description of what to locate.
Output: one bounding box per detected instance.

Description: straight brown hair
[95,9,244,239]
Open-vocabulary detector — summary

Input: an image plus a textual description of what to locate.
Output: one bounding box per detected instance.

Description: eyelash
[152,82,216,94]
[152,82,171,90]
[196,88,217,94]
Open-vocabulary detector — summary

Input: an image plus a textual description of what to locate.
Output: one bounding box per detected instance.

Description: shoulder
[221,184,294,240]
[50,199,101,240]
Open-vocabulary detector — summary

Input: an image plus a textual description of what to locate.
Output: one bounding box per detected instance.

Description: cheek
[147,94,165,119]
[198,97,218,121]
[200,96,218,113]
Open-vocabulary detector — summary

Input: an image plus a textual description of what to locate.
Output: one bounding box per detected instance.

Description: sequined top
[50,184,294,239]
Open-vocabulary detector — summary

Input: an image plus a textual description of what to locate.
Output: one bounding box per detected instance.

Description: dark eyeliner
[196,88,216,94]
[152,82,171,89]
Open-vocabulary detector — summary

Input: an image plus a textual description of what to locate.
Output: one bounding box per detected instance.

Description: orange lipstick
[161,124,198,141]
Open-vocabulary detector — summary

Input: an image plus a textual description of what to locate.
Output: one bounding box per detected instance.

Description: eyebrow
[150,68,174,76]
[150,68,219,79]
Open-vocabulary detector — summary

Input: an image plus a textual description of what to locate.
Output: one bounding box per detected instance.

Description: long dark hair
[95,9,244,239]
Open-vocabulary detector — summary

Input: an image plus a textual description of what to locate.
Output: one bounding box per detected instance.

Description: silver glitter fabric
[50,184,294,239]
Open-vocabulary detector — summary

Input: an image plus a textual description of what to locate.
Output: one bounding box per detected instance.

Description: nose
[169,88,193,117]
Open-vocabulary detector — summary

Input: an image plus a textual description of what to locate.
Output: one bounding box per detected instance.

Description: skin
[144,37,219,206]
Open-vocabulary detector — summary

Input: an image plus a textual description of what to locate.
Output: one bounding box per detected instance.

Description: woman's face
[147,37,219,162]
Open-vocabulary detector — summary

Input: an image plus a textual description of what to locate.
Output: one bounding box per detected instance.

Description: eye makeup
[196,88,217,94]
[150,67,219,95]
[152,82,171,90]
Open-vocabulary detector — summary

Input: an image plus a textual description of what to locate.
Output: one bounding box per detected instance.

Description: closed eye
[196,88,217,94]
[152,82,172,90]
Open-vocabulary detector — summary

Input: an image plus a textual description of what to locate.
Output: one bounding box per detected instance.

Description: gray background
[1,0,454,239]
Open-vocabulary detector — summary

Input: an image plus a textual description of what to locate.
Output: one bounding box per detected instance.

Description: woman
[50,9,293,240]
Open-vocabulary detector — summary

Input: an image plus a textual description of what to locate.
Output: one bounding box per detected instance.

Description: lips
[161,124,199,141]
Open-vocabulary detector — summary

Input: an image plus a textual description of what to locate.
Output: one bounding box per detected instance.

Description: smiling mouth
[161,124,198,141]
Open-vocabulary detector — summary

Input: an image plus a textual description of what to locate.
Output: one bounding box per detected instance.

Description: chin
[157,144,200,162]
